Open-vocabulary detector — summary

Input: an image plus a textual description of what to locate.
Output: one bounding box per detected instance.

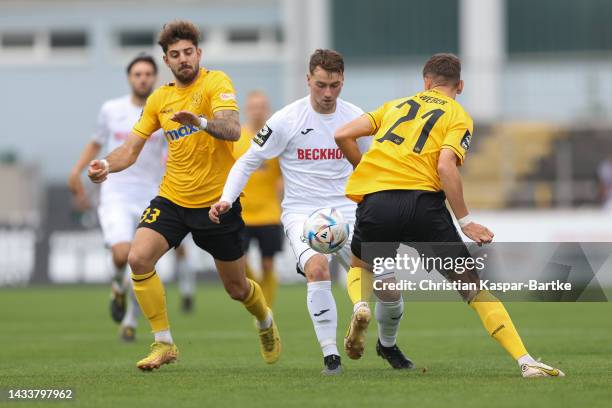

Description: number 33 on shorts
[140,207,161,223]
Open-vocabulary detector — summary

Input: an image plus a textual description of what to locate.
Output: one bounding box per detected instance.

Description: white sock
[154,329,173,344]
[517,354,537,366]
[177,256,195,296]
[111,262,127,293]
[121,280,140,329]
[256,311,273,330]
[353,301,369,313]
[375,298,404,348]
[307,281,339,357]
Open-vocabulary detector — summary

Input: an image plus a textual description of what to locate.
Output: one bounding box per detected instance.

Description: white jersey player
[210,50,397,375]
[68,55,195,341]
[94,95,166,245]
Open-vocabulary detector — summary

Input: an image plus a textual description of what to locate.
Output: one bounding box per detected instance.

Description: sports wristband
[100,159,110,172]
[458,215,473,228]
[199,116,208,130]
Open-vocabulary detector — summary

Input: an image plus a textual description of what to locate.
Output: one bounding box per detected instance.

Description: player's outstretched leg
[345,266,372,359]
[216,256,281,364]
[374,295,414,369]
[304,255,342,375]
[469,290,564,378]
[128,228,178,371]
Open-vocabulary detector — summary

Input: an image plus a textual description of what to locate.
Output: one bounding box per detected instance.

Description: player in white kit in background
[210,50,408,374]
[68,54,195,341]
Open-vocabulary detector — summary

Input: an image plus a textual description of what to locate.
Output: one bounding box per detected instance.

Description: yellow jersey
[133,68,239,208]
[234,126,282,225]
[345,89,473,203]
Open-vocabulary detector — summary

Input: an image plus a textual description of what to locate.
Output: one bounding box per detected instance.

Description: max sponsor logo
[165,125,199,141]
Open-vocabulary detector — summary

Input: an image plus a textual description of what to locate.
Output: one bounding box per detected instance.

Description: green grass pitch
[1,284,611,407]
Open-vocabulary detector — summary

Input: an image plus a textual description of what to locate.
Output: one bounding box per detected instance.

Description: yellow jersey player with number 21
[335,53,564,378]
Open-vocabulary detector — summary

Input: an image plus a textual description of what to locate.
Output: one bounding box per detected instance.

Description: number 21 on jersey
[376,99,444,153]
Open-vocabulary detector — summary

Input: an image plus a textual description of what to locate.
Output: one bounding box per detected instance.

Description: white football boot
[521,361,565,378]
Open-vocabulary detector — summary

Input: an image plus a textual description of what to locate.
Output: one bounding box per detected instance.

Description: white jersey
[221,96,370,219]
[93,95,165,198]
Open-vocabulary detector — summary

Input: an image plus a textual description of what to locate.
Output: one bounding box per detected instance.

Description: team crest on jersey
[253,125,272,146]
[191,92,203,108]
[461,130,472,150]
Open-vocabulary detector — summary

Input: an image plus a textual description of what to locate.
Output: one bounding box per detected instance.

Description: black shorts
[138,196,245,262]
[351,190,470,273]
[243,225,283,257]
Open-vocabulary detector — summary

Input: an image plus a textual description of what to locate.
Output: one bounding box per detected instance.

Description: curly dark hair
[158,20,201,54]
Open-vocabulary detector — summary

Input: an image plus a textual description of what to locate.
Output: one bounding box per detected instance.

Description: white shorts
[282,211,354,273]
[97,189,155,247]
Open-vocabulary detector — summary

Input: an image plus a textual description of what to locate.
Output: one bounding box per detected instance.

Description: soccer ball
[303,207,349,254]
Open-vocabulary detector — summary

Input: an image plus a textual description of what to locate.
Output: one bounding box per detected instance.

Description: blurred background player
[210,49,405,375]
[68,54,164,341]
[175,243,196,313]
[88,21,280,370]
[335,53,564,378]
[234,90,283,306]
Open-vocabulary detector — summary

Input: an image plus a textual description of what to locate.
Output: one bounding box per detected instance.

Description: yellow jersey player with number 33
[87,20,280,372]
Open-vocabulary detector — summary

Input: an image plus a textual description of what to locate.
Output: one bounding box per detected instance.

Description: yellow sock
[242,279,269,321]
[469,290,528,359]
[245,263,257,281]
[260,269,278,306]
[131,270,169,333]
[347,267,373,305]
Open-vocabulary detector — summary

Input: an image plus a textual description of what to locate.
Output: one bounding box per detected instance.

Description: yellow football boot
[136,342,179,371]
[258,310,281,364]
[344,305,371,359]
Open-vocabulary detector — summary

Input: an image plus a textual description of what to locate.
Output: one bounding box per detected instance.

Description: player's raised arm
[437,148,493,244]
[87,132,146,183]
[209,148,265,223]
[210,112,290,223]
[334,114,375,167]
[171,109,241,141]
[206,109,241,141]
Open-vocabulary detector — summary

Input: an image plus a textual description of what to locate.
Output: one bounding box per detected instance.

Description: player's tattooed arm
[205,109,241,141]
[171,109,241,141]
